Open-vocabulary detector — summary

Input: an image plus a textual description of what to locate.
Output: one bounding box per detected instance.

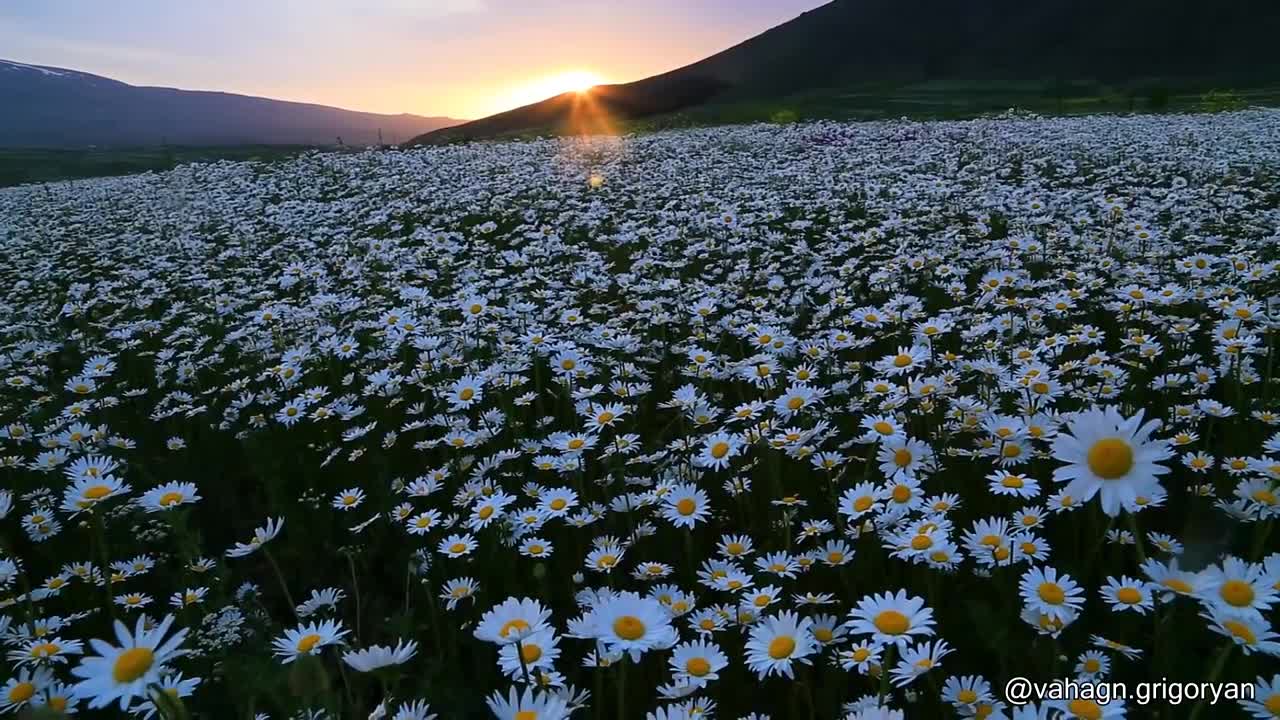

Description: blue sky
[0,1,826,117]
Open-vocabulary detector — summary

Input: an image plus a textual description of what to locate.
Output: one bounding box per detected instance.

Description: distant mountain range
[412,0,1280,144]
[0,59,462,147]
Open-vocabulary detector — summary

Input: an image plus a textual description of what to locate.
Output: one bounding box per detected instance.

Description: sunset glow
[489,70,607,116]
[0,1,826,119]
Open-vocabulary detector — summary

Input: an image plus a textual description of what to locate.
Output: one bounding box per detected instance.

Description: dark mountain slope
[1,59,463,147]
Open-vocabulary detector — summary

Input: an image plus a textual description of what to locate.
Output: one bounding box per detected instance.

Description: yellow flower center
[515,711,537,720]
[1086,438,1134,479]
[893,449,912,468]
[520,643,542,663]
[113,647,156,682]
[911,535,933,550]
[449,543,466,554]
[1002,476,1024,488]
[613,615,646,641]
[767,635,796,659]
[567,438,584,450]
[710,442,730,459]
[500,619,530,638]
[676,498,697,516]
[787,397,804,410]
[873,610,909,635]
[1038,582,1065,605]
[1115,588,1142,604]
[893,354,912,368]
[84,485,113,500]
[7,682,34,704]
[1067,699,1102,719]
[1220,580,1255,608]
[158,492,184,507]
[686,657,712,676]
[295,634,322,654]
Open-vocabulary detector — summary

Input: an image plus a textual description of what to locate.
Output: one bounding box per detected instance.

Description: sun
[559,70,604,94]
[490,70,607,115]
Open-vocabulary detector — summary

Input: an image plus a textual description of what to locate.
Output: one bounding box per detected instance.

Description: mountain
[0,59,463,147]
[412,0,1280,143]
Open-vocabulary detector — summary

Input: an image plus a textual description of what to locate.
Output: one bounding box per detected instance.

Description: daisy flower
[1240,674,1280,719]
[1050,407,1172,516]
[694,431,745,470]
[1,666,52,713]
[1019,566,1085,623]
[485,685,570,720]
[744,610,816,679]
[69,614,188,710]
[440,577,479,610]
[588,591,677,661]
[342,640,419,672]
[498,627,560,678]
[138,482,201,512]
[889,639,952,687]
[475,597,551,646]
[1100,576,1153,614]
[1201,608,1280,656]
[271,619,348,663]
[1197,556,1278,619]
[225,517,284,558]
[332,487,366,511]
[878,437,933,480]
[844,590,936,649]
[662,484,710,528]
[439,533,478,558]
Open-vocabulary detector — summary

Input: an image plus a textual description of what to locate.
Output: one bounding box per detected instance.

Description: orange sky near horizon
[0,1,827,119]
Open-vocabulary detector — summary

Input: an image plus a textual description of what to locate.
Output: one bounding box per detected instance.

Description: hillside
[412,0,1280,143]
[0,59,463,147]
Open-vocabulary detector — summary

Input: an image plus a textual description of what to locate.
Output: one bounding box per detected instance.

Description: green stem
[1250,519,1274,561]
[516,639,532,686]
[878,645,895,705]
[262,547,299,619]
[1188,644,1233,720]
[347,552,363,644]
[616,658,627,719]
[91,512,117,621]
[1125,511,1147,564]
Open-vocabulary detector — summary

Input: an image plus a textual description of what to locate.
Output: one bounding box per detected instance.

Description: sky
[0,0,826,119]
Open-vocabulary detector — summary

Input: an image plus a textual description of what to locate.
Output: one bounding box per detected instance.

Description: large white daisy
[1050,407,1172,516]
[69,615,188,711]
